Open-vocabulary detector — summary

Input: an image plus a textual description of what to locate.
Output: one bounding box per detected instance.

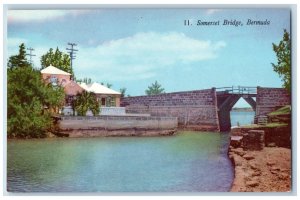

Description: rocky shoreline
[229,146,291,192]
[228,124,291,192]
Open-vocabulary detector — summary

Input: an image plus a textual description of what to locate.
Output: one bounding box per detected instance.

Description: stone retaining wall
[121,88,219,131]
[230,126,291,148]
[256,87,290,117]
[59,116,178,137]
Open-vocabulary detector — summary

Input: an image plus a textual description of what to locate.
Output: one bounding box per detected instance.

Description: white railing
[61,106,126,116]
[100,107,126,115]
[61,106,74,116]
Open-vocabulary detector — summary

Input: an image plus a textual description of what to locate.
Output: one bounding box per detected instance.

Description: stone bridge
[216,86,257,131]
[121,86,290,132]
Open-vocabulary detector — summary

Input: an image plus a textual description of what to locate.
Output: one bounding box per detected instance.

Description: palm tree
[74,91,100,116]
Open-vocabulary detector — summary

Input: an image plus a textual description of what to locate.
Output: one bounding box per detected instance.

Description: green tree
[7,44,65,138]
[7,43,28,69]
[40,47,73,77]
[119,87,127,98]
[145,81,165,95]
[73,91,100,116]
[76,77,92,84]
[83,77,92,84]
[272,29,291,92]
[101,82,112,88]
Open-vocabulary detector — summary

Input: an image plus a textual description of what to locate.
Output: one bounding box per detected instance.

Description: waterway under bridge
[216,86,257,131]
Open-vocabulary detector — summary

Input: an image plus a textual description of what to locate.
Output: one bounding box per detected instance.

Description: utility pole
[66,43,78,80]
[26,47,36,66]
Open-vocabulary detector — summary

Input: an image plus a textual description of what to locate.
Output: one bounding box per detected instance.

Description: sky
[6,8,290,107]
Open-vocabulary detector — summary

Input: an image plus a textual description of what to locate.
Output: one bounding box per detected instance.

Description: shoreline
[228,146,291,192]
[7,128,223,140]
[8,130,291,192]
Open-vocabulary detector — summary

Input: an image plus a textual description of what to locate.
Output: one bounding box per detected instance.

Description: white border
[1,1,299,200]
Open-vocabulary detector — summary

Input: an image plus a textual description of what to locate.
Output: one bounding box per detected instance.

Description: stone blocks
[121,89,220,131]
[243,130,265,151]
[256,87,290,117]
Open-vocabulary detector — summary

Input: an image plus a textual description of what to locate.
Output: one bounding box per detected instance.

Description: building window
[101,98,106,106]
[50,75,58,85]
[105,96,116,107]
[110,97,116,107]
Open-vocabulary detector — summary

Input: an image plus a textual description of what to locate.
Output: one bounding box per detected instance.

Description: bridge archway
[216,86,257,131]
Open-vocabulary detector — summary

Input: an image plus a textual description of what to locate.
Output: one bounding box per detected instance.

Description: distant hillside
[232,107,254,112]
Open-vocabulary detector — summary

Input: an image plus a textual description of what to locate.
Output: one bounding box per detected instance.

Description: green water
[7,131,233,192]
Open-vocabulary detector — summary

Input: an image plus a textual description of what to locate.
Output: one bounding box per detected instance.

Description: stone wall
[121,88,220,131]
[59,116,178,137]
[100,107,126,115]
[256,87,290,116]
[230,126,291,148]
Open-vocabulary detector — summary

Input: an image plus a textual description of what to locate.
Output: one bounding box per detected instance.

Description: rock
[243,154,255,160]
[281,168,290,172]
[235,147,244,152]
[236,151,246,157]
[267,143,277,147]
[249,163,259,170]
[278,172,290,180]
[233,155,243,166]
[230,136,243,148]
[246,180,259,187]
[267,161,276,166]
[271,166,280,171]
[271,170,278,175]
[251,171,262,176]
[231,148,246,156]
[242,130,265,151]
[45,132,57,138]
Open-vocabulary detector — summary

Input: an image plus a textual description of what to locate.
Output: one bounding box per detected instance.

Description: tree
[272,29,291,92]
[119,87,127,98]
[145,81,165,95]
[101,82,112,88]
[7,44,65,138]
[40,47,73,77]
[77,77,92,84]
[8,43,29,69]
[73,91,100,116]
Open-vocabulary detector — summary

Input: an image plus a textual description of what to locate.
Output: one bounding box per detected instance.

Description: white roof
[41,65,71,76]
[79,82,121,95]
[80,82,89,90]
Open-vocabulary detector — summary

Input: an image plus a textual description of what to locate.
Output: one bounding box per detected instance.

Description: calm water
[230,111,255,127]
[7,131,233,192]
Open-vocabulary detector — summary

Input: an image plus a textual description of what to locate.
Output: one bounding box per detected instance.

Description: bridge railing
[216,86,257,94]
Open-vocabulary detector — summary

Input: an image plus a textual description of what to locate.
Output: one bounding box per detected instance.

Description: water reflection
[7,132,233,192]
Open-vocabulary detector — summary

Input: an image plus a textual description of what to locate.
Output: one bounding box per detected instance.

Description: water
[230,111,255,127]
[7,131,233,193]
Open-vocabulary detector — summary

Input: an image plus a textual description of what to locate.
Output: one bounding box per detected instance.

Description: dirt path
[229,147,291,192]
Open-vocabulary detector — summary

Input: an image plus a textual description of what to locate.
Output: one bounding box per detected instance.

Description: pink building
[40,65,122,115]
[41,65,72,86]
[41,65,83,114]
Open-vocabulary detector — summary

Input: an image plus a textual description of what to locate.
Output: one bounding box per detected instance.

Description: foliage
[268,105,291,116]
[7,44,65,138]
[272,29,291,92]
[40,47,73,77]
[73,91,100,116]
[101,82,112,88]
[239,123,288,129]
[77,77,92,84]
[7,43,29,69]
[145,80,165,95]
[119,87,127,98]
